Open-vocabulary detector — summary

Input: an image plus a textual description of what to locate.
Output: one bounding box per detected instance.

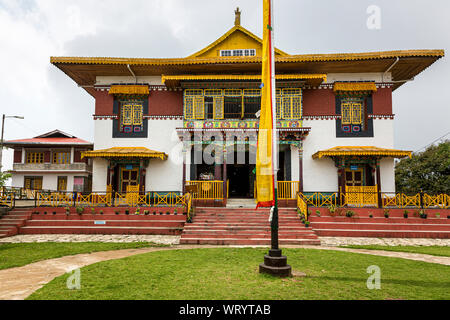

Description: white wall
[94,119,184,192]
[302,118,395,192]
[95,76,163,86]
[11,173,87,192]
[326,72,392,83]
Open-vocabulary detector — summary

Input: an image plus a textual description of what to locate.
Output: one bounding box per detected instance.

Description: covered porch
[81,147,168,194]
[312,146,412,207]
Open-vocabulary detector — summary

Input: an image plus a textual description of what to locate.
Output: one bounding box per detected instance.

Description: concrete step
[20,226,184,235]
[25,220,185,227]
[309,217,450,224]
[310,222,450,231]
[314,229,450,238]
[29,214,186,221]
[179,238,321,246]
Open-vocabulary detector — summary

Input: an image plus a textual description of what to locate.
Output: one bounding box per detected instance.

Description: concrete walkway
[1,244,449,300]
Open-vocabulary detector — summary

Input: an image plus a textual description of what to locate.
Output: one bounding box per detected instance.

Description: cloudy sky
[0,0,449,173]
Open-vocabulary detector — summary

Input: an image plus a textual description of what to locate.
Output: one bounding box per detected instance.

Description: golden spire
[235,7,241,26]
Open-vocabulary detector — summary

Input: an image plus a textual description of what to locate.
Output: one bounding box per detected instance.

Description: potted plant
[403,210,409,219]
[99,210,104,215]
[76,206,84,216]
[115,210,120,215]
[369,214,373,218]
[144,210,150,216]
[174,209,178,216]
[419,209,427,219]
[316,210,321,217]
[135,208,140,215]
[125,209,130,215]
[305,221,310,227]
[435,213,440,219]
[384,209,390,218]
[328,205,337,217]
[52,211,57,215]
[44,211,47,215]
[91,207,96,215]
[64,207,70,216]
[345,210,355,218]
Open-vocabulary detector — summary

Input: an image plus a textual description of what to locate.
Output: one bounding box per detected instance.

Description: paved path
[1,244,449,300]
[2,234,450,247]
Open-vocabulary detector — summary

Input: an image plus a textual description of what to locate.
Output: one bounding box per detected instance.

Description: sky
[0,0,449,174]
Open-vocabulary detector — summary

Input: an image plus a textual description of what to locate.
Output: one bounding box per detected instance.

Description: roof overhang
[50,49,444,97]
[81,147,168,161]
[312,146,412,160]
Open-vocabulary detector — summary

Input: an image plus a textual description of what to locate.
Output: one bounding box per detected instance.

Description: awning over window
[312,146,412,159]
[81,147,168,160]
[109,85,150,95]
[333,82,377,93]
[162,74,327,88]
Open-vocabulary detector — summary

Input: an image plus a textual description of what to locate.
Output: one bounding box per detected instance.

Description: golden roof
[312,146,412,159]
[81,147,168,160]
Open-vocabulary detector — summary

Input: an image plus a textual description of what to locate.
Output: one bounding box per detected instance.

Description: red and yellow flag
[256,0,277,208]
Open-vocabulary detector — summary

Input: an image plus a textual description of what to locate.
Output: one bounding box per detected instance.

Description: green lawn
[0,242,161,270]
[342,245,450,257]
[28,248,450,300]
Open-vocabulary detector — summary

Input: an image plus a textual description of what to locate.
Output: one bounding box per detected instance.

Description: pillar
[376,160,382,208]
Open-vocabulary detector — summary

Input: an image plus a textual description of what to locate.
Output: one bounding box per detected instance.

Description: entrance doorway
[345,169,363,186]
[227,163,255,198]
[120,168,139,193]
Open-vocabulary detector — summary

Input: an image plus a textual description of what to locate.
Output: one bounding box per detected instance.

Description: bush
[345,210,356,218]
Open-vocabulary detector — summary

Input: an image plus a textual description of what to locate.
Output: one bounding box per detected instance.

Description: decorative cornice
[302,114,394,120]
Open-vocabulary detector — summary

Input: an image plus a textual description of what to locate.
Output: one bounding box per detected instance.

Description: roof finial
[235,7,241,26]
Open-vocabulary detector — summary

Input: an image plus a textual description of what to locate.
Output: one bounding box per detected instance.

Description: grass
[341,245,450,257]
[0,242,162,270]
[28,248,450,300]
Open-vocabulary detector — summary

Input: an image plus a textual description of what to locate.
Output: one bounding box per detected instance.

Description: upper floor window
[26,152,44,164]
[53,152,70,164]
[335,95,373,137]
[112,98,148,138]
[120,102,144,133]
[277,88,302,120]
[184,88,302,121]
[220,49,256,57]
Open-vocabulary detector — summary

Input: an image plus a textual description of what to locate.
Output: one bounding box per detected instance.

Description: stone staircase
[309,208,450,238]
[180,207,321,245]
[0,208,32,238]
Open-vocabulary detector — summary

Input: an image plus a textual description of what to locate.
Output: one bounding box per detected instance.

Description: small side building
[4,130,93,192]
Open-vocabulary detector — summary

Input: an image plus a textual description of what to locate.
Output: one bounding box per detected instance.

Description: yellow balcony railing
[278,181,301,200]
[185,181,224,200]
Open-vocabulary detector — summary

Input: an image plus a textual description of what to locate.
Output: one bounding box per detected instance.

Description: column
[298,148,304,193]
[376,160,382,208]
[70,147,75,164]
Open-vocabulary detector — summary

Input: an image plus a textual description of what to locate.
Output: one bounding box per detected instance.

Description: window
[120,102,144,133]
[57,176,68,191]
[53,152,70,164]
[24,177,43,190]
[276,88,302,120]
[336,95,373,137]
[26,152,44,164]
[220,49,256,57]
[112,98,148,138]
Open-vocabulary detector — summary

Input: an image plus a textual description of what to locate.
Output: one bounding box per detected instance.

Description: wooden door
[120,168,139,193]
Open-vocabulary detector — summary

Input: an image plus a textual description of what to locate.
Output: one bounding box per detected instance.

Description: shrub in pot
[76,207,84,216]
[384,209,390,218]
[125,210,130,215]
[403,210,409,219]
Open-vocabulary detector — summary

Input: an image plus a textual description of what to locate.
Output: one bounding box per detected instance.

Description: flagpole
[259,0,292,278]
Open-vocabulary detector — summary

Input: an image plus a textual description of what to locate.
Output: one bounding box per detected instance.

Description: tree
[395,140,450,194]
[0,171,12,188]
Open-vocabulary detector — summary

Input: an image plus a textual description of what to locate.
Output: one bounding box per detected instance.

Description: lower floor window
[24,177,43,190]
